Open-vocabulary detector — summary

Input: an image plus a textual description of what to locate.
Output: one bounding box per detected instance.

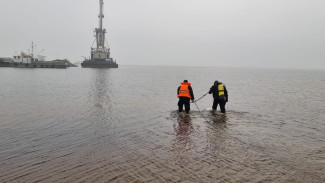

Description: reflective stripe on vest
[177,83,192,99]
[218,84,225,96]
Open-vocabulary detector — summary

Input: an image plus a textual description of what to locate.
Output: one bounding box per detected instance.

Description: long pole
[193,92,209,103]
[99,0,104,30]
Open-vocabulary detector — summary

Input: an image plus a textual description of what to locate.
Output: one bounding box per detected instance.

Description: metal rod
[99,0,104,30]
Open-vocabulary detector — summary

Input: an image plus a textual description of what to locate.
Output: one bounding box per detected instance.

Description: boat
[0,53,68,68]
[81,0,118,68]
[10,52,68,68]
[53,59,78,67]
[0,43,69,69]
[0,57,13,67]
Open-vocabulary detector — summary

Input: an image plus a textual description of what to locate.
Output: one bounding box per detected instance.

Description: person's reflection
[206,111,228,154]
[172,113,194,166]
[211,111,228,123]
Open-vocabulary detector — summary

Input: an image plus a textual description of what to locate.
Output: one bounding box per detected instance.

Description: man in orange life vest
[209,80,228,113]
[177,80,195,114]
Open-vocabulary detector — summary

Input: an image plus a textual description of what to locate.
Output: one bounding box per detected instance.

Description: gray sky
[1,0,324,69]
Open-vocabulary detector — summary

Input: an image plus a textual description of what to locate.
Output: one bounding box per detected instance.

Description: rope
[193,101,211,123]
[192,92,211,122]
[194,92,209,103]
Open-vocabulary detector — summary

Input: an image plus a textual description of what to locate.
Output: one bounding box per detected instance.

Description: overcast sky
[0,0,324,69]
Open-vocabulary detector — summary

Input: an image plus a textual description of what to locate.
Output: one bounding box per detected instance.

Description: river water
[0,66,324,182]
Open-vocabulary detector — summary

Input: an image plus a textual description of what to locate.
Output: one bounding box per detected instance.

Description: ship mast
[95,0,106,50]
[32,42,34,58]
[99,0,104,30]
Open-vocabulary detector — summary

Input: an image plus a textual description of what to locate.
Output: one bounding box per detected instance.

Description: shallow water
[0,66,324,182]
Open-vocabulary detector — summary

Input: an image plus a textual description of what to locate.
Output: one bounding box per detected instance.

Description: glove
[225,98,228,103]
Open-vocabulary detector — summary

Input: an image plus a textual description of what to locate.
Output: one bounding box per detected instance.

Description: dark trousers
[213,99,226,113]
[178,97,191,113]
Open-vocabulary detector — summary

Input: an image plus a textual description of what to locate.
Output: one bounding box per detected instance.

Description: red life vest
[177,82,192,99]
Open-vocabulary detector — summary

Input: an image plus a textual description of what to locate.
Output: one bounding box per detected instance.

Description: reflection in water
[87,69,115,121]
[90,69,111,108]
[211,110,228,123]
[86,69,116,148]
[172,112,194,166]
[206,112,228,151]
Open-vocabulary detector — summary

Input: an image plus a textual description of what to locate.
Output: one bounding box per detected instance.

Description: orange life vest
[177,82,192,99]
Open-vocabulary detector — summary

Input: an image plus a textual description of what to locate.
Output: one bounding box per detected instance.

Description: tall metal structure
[81,0,118,68]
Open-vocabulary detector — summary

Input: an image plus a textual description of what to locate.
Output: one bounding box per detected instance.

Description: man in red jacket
[177,80,195,114]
